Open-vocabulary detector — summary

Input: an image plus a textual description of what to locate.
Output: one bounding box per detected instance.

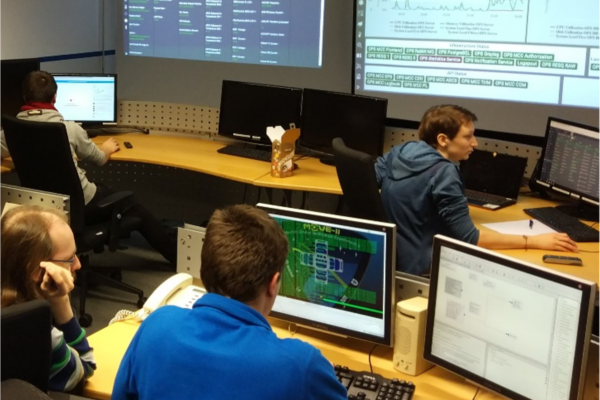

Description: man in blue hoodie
[112,205,347,400]
[375,105,578,276]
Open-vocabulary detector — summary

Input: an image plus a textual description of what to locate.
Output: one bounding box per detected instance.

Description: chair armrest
[96,191,134,209]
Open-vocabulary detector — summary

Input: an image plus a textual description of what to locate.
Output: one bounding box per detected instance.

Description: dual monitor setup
[257,203,596,400]
[218,80,388,163]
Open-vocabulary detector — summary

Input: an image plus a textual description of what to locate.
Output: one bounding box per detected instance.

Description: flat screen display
[425,235,596,400]
[257,203,396,346]
[52,73,117,124]
[299,89,387,158]
[218,80,302,145]
[535,117,599,207]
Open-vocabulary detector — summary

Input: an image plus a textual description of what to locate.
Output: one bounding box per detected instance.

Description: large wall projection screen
[124,0,324,67]
[117,0,352,108]
[354,0,599,136]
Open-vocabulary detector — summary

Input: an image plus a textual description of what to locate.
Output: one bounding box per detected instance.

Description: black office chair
[1,299,52,393]
[332,137,389,222]
[1,115,145,327]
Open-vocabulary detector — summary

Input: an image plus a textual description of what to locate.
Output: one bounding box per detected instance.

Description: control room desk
[470,195,599,286]
[84,317,488,400]
[89,133,343,193]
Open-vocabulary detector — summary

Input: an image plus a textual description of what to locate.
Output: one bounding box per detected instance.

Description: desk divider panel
[1,184,70,220]
[117,100,540,178]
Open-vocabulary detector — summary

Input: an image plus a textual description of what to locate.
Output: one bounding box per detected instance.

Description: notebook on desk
[460,149,527,210]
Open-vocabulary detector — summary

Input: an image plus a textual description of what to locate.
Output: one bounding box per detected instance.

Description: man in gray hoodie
[1,71,176,265]
[375,104,578,276]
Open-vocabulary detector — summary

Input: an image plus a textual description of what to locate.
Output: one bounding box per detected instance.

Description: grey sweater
[1,109,106,204]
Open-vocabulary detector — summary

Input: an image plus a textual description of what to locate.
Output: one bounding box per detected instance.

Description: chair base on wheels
[76,254,146,328]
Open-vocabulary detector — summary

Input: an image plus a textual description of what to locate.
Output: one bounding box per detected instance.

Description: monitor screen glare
[257,203,396,346]
[425,235,596,400]
[53,74,117,124]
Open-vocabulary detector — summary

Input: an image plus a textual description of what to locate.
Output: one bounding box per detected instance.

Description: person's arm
[68,122,118,165]
[99,137,120,164]
[305,349,348,400]
[112,329,141,400]
[478,230,578,252]
[40,262,96,392]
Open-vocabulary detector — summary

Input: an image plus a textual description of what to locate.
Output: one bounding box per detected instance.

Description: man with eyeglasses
[1,205,96,392]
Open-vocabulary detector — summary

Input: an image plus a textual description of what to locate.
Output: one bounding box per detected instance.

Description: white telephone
[109,273,206,324]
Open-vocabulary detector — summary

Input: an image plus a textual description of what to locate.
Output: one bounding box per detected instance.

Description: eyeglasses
[48,255,77,265]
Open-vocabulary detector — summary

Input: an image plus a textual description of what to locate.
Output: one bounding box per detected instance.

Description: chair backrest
[1,115,86,234]
[1,299,52,393]
[332,137,388,222]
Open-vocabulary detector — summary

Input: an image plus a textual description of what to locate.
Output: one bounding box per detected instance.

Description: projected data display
[123,0,324,68]
[355,0,599,108]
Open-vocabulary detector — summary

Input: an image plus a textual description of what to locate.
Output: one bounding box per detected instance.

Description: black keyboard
[524,207,599,242]
[465,189,516,209]
[334,365,416,400]
[217,145,272,162]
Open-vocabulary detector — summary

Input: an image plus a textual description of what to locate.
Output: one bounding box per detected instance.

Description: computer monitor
[533,117,599,221]
[1,58,40,117]
[218,80,302,146]
[257,203,396,346]
[51,73,117,125]
[299,89,387,163]
[425,235,596,400]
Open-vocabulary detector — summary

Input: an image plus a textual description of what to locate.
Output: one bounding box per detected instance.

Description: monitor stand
[555,202,599,222]
[319,155,336,166]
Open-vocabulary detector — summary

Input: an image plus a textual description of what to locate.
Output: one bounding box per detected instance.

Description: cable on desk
[471,387,480,400]
[368,344,379,373]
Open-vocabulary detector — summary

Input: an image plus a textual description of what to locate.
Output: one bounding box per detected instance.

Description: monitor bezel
[218,80,303,146]
[257,203,397,347]
[51,73,118,124]
[424,235,596,400]
[299,88,388,158]
[534,117,600,206]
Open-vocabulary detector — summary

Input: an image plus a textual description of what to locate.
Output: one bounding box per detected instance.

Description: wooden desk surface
[255,156,342,195]
[97,134,342,194]
[1,158,14,174]
[92,134,272,185]
[470,195,599,286]
[84,317,491,400]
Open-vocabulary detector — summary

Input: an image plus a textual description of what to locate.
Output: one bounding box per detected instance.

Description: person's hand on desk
[100,137,120,163]
[528,233,579,253]
[478,231,578,253]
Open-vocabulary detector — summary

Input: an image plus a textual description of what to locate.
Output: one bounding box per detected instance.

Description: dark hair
[22,71,57,103]
[418,105,478,147]
[1,206,67,307]
[201,204,288,303]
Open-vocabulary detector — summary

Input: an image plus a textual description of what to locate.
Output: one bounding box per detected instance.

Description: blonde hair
[1,206,68,307]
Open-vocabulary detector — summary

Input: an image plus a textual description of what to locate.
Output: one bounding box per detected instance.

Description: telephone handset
[109,273,206,324]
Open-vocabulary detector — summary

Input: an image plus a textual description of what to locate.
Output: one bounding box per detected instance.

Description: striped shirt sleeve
[49,317,97,392]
